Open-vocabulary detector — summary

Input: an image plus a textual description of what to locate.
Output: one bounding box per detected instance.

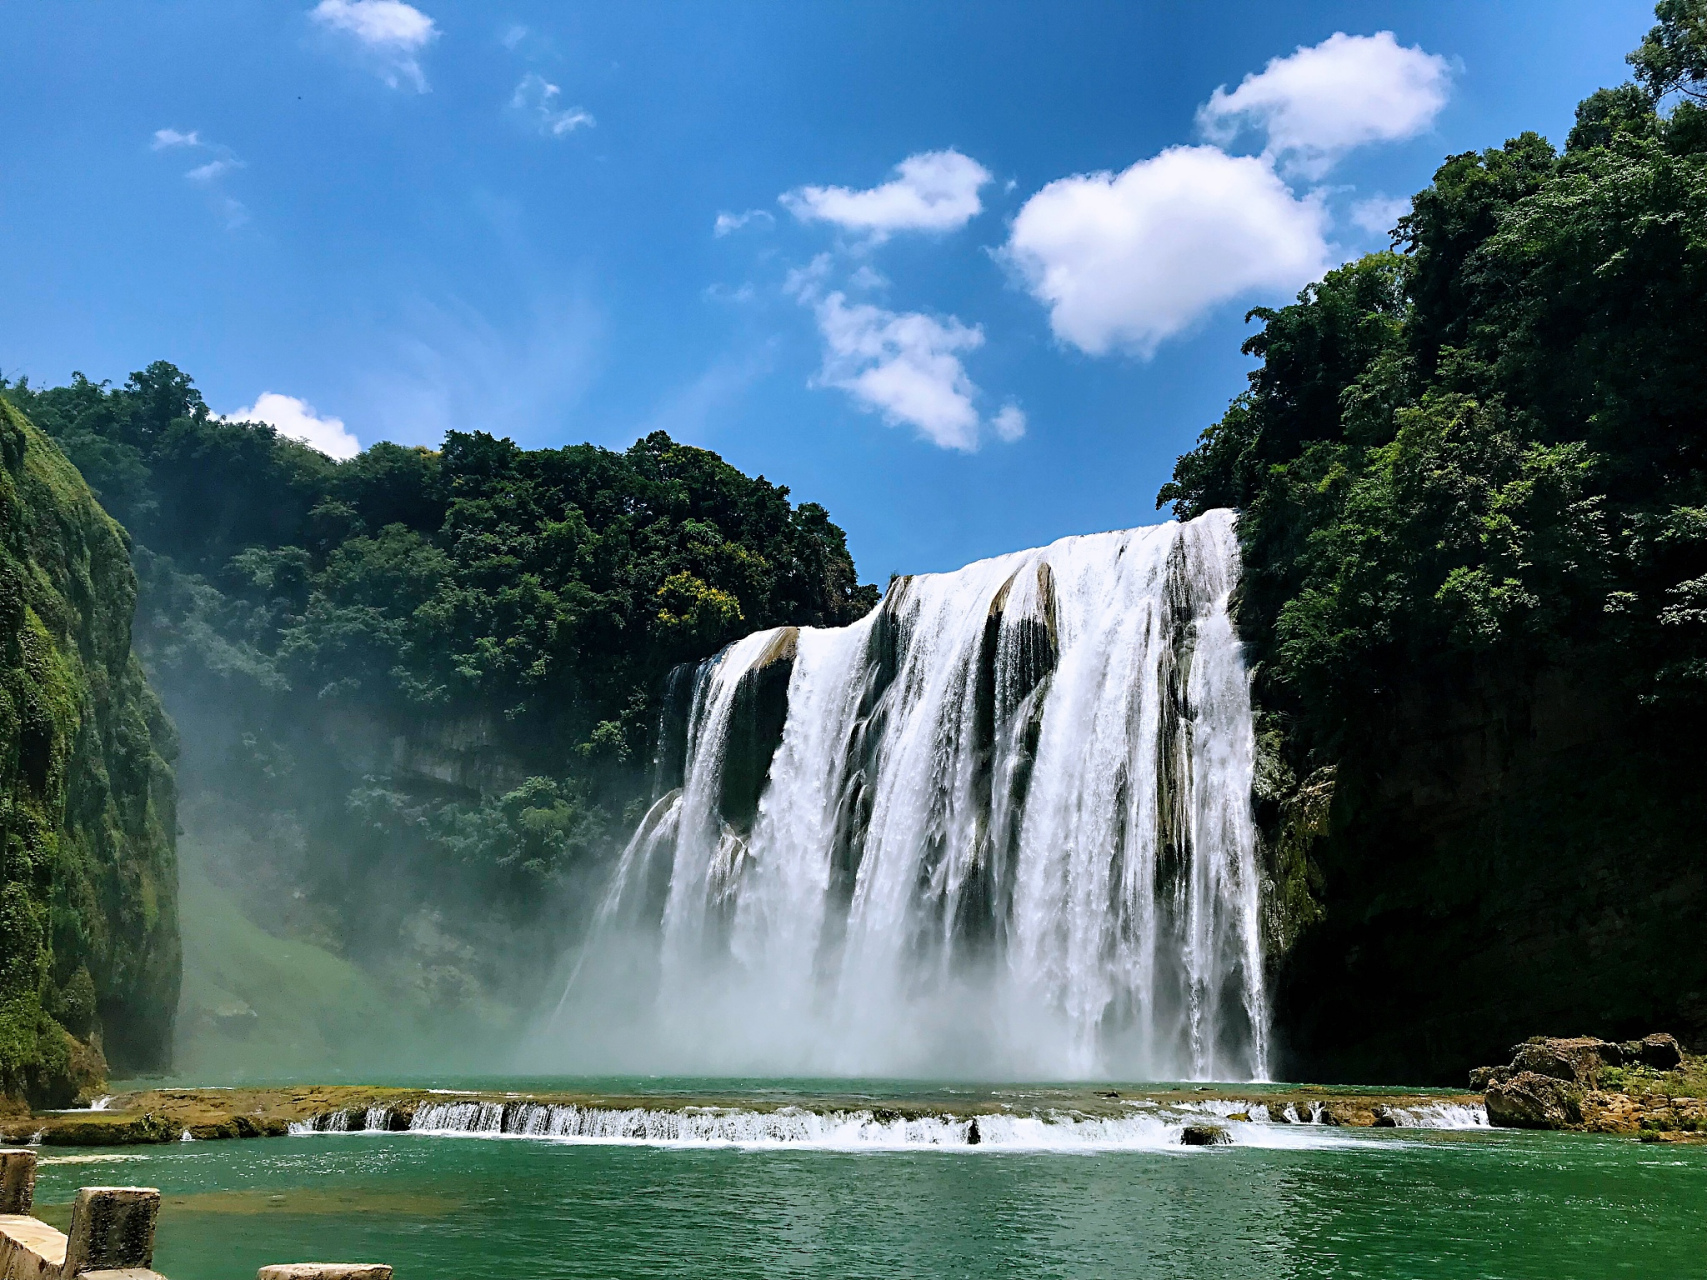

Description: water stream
[558,511,1267,1080]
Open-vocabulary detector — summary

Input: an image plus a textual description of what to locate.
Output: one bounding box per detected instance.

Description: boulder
[1508,1037,1620,1087]
[1180,1123,1230,1146]
[1467,1065,1508,1091]
[1484,1071,1583,1129]
[1633,1033,1684,1071]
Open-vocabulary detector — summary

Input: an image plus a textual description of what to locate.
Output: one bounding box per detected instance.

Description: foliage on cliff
[0,399,177,1105]
[1162,4,1707,1079]
[0,367,875,1023]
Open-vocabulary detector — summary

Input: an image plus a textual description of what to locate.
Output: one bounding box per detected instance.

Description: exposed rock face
[1485,1072,1583,1129]
[0,401,177,1106]
[717,627,797,834]
[1625,1033,1683,1071]
[1508,1037,1621,1087]
[1267,665,1707,1083]
[1475,1033,1703,1133]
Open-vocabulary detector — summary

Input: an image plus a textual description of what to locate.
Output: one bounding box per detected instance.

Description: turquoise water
[34,1114,1707,1279]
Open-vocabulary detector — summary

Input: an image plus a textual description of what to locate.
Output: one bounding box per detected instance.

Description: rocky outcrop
[718,628,797,833]
[1180,1123,1231,1146]
[0,401,177,1106]
[1485,1072,1583,1129]
[1474,1034,1703,1134]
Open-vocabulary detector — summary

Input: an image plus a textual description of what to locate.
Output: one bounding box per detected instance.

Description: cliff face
[1263,666,1707,1083]
[0,399,177,1107]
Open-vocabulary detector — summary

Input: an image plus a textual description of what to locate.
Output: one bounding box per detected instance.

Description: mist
[521,513,1270,1085]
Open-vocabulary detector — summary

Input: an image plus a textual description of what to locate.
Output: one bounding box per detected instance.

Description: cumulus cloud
[812,292,986,451]
[1005,146,1329,357]
[782,149,991,239]
[310,0,438,91]
[1350,194,1411,236]
[227,392,362,460]
[714,209,774,237]
[1197,31,1450,178]
[510,73,594,136]
[991,403,1027,442]
[151,128,200,150]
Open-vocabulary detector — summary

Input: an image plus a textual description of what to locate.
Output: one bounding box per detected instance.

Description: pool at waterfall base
[29,1078,1707,1279]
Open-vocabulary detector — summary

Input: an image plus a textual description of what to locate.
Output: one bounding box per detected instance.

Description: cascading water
[555,510,1268,1081]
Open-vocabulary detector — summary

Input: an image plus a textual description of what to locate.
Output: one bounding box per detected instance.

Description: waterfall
[557,510,1268,1081]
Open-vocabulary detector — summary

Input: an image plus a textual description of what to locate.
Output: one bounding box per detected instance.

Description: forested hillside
[0,366,876,1058]
[0,398,176,1106]
[1162,5,1707,1079]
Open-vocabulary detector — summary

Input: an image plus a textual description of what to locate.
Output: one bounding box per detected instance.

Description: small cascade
[558,510,1269,1081]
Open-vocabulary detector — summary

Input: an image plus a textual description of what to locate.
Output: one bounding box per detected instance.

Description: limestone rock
[258,1266,394,1280]
[1484,1071,1582,1129]
[1633,1033,1684,1070]
[1508,1037,1620,1086]
[1468,1065,1508,1091]
[1180,1123,1230,1146]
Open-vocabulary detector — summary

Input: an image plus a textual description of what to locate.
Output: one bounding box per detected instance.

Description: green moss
[0,398,176,1106]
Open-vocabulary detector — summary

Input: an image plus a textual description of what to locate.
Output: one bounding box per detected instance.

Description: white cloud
[1004,146,1330,357]
[991,403,1027,442]
[310,0,438,91]
[1197,31,1450,178]
[511,73,594,136]
[186,158,240,184]
[782,149,992,239]
[227,392,361,460]
[812,292,985,450]
[714,209,775,237]
[150,128,248,229]
[703,282,756,304]
[1350,194,1410,236]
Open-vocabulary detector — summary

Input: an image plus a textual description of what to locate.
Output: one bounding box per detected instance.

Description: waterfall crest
[557,510,1268,1081]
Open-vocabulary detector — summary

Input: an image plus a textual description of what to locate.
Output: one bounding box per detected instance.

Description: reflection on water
[28,1126,1707,1280]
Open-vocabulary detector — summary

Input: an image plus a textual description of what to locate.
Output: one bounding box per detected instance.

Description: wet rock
[718,628,798,833]
[1484,1071,1583,1129]
[965,1118,981,1146]
[1180,1123,1230,1146]
[257,1268,393,1280]
[1370,1107,1399,1128]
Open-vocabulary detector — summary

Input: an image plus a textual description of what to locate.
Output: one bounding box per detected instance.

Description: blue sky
[0,1,1657,580]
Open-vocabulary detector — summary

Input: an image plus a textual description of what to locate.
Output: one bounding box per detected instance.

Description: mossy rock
[0,399,177,1106]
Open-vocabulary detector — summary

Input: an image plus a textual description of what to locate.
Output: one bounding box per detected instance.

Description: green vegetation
[0,399,176,1106]
[0,364,875,1047]
[1163,4,1707,1080]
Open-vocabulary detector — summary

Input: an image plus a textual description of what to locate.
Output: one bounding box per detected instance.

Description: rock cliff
[0,399,177,1107]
